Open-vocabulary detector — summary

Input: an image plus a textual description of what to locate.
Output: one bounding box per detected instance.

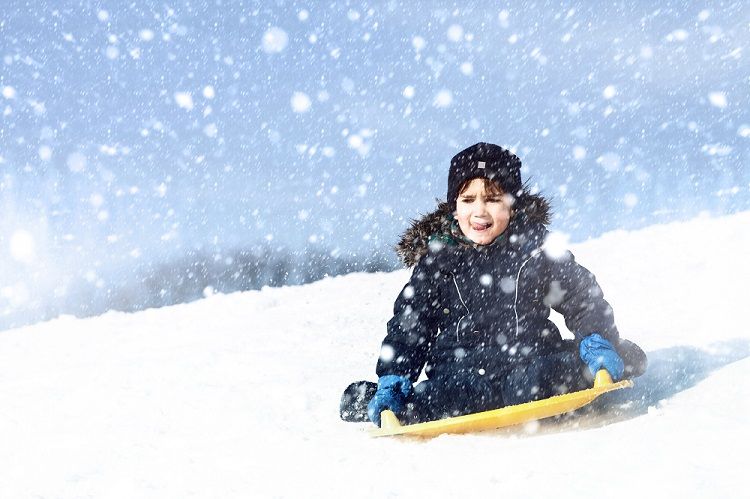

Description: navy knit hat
[447,142,522,206]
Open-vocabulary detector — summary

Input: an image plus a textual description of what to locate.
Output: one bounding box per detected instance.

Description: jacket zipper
[513,248,543,337]
[452,275,470,341]
[451,246,543,342]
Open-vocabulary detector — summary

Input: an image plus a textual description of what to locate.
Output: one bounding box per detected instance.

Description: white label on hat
[478,161,486,169]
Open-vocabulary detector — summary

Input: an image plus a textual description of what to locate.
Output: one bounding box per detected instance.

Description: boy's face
[454,178,512,245]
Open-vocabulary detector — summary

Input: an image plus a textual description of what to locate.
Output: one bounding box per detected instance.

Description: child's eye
[487,197,501,203]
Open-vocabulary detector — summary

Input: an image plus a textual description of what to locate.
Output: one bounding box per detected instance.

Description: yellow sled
[370,370,633,438]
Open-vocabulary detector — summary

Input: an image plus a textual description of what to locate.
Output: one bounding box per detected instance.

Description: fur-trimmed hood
[395,193,552,267]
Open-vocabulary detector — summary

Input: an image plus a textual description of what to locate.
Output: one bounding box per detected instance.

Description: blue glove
[579,333,625,381]
[367,375,413,426]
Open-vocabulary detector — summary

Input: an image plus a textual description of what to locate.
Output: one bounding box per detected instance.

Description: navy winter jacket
[376,198,620,383]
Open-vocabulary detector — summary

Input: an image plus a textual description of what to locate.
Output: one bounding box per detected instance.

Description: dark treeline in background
[1,246,400,331]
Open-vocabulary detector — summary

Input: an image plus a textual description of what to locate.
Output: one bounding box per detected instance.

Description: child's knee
[501,353,586,405]
[411,370,503,420]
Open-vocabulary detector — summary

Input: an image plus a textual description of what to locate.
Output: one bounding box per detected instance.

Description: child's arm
[545,250,620,344]
[375,259,441,382]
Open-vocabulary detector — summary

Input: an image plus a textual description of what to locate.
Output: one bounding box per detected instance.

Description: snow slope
[1,212,749,498]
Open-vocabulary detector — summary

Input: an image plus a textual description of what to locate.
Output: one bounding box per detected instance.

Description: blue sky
[1,1,748,323]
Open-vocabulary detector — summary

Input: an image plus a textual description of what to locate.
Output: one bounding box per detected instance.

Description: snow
[202,86,215,99]
[38,145,53,161]
[203,123,218,138]
[105,46,120,60]
[262,27,289,54]
[139,29,155,42]
[0,211,748,497]
[459,61,474,76]
[623,192,638,208]
[447,24,464,43]
[708,91,728,109]
[290,92,312,113]
[173,92,194,111]
[9,230,35,263]
[433,89,454,108]
[3,4,748,311]
[602,85,617,99]
[1,86,16,99]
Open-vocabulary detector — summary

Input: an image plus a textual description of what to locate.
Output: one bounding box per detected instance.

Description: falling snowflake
[708,92,727,109]
[262,27,289,54]
[38,145,52,161]
[67,152,87,172]
[447,24,464,42]
[290,92,312,113]
[10,230,35,264]
[624,193,638,208]
[174,92,194,110]
[543,232,570,260]
[433,89,453,108]
[603,85,617,99]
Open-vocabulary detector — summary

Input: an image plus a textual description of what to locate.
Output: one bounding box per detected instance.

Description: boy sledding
[341,142,647,432]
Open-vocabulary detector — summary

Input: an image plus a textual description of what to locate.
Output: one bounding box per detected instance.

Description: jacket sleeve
[376,258,441,382]
[544,250,620,344]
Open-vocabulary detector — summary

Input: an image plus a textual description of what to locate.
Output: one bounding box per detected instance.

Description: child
[340,142,646,426]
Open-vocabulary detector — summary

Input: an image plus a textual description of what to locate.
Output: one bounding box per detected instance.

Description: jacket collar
[395,193,552,267]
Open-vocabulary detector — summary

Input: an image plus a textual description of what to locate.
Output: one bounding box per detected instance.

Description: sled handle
[380,410,402,430]
[594,369,613,387]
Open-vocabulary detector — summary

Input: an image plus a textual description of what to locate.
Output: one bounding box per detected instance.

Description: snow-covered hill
[1,212,749,498]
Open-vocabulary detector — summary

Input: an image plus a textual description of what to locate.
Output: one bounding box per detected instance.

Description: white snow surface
[1,212,749,498]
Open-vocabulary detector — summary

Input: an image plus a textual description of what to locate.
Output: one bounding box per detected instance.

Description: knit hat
[447,142,522,207]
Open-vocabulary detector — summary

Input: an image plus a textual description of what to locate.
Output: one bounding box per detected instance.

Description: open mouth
[471,222,493,232]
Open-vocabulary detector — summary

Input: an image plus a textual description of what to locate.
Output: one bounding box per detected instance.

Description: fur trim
[515,192,552,226]
[395,193,552,267]
[395,201,454,268]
